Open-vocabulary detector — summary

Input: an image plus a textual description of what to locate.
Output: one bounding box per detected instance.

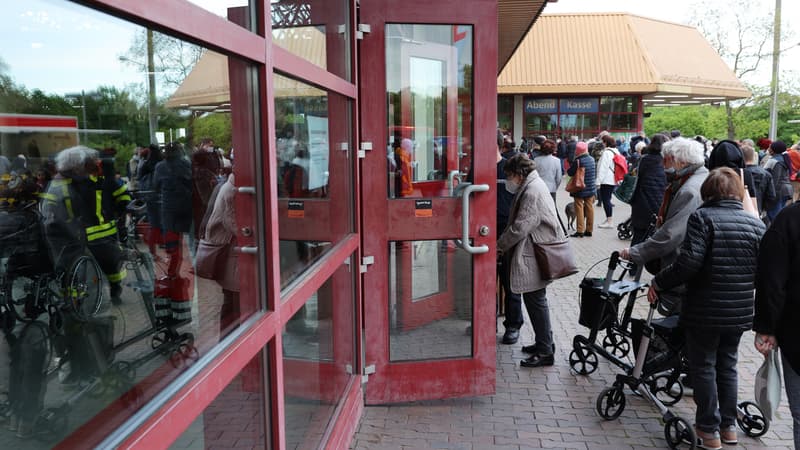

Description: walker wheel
[664,416,696,449]
[737,401,769,437]
[596,385,626,420]
[602,331,631,358]
[569,341,598,375]
[649,374,683,406]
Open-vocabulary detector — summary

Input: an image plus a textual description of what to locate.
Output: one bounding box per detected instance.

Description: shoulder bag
[533,238,579,281]
[195,239,230,281]
[565,159,586,193]
[613,173,638,204]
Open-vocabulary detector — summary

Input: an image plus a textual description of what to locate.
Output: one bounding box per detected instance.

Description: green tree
[192,113,232,151]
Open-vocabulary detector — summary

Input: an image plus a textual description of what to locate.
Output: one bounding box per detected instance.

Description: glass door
[359,1,497,403]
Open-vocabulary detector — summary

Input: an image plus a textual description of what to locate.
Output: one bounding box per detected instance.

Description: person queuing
[648,167,765,449]
[764,140,793,221]
[567,141,596,238]
[496,131,523,346]
[754,203,800,450]
[533,139,562,205]
[497,154,564,368]
[621,137,708,316]
[596,134,622,229]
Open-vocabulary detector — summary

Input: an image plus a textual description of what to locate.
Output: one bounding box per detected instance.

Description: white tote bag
[754,349,783,421]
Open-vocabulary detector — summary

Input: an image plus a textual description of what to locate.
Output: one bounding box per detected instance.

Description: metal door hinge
[356,24,371,40]
[360,255,374,273]
[362,364,376,383]
[358,141,373,159]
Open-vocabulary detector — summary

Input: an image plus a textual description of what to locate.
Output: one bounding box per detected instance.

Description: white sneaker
[598,222,614,229]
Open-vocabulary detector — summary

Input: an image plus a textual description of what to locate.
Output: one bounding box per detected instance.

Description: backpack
[612,151,628,184]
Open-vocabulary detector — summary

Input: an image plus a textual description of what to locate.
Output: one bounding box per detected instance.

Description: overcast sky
[0,0,796,95]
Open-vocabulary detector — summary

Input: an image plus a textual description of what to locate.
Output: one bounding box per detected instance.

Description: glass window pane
[0,1,261,445]
[389,240,472,362]
[184,0,257,32]
[283,255,356,449]
[497,95,514,135]
[600,114,637,131]
[600,96,637,113]
[559,114,599,139]
[170,352,268,449]
[385,24,473,198]
[524,114,558,135]
[271,1,351,82]
[274,73,353,290]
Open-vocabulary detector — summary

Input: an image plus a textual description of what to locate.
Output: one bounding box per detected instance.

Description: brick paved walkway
[352,191,796,449]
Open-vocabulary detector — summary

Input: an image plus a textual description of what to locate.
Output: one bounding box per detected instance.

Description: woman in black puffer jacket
[648,167,765,447]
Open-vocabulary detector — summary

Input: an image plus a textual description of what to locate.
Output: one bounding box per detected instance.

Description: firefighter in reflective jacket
[41,146,130,304]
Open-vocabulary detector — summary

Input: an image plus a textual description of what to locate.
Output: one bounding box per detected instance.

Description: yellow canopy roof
[498,13,751,103]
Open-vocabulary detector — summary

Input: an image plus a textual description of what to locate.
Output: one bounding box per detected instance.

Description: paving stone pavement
[352,190,796,449]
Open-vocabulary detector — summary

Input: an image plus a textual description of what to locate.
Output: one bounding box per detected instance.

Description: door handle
[234,246,258,255]
[459,184,489,254]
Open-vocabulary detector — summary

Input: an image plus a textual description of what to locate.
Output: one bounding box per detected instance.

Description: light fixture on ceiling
[653,94,689,98]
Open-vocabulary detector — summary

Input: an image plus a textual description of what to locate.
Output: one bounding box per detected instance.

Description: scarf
[656,163,702,226]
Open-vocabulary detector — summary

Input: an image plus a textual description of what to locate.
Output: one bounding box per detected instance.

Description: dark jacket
[566,153,596,198]
[654,199,766,332]
[629,153,666,229]
[767,153,793,199]
[754,203,800,374]
[496,158,514,233]
[566,141,577,162]
[154,156,193,233]
[744,164,776,214]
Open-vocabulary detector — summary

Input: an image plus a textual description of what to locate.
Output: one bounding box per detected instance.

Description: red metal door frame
[359,0,497,403]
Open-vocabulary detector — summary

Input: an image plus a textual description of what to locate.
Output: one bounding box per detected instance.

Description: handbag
[195,239,229,280]
[755,348,783,421]
[533,238,579,281]
[613,173,637,204]
[565,160,586,193]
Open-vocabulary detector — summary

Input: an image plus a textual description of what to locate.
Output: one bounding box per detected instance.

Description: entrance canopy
[498,13,751,105]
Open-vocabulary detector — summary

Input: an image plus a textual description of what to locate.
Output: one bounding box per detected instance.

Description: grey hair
[55,146,98,176]
[662,137,705,166]
[635,141,647,153]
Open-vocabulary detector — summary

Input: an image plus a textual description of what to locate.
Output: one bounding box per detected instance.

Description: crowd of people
[497,129,800,449]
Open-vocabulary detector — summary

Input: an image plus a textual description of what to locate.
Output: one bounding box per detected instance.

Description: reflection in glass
[283,256,355,450]
[389,240,472,362]
[271,0,351,81]
[0,1,259,446]
[497,95,514,135]
[184,0,255,31]
[275,74,353,292]
[385,24,473,198]
[600,96,637,113]
[558,114,599,134]
[170,352,267,449]
[600,114,637,131]
[525,114,559,134]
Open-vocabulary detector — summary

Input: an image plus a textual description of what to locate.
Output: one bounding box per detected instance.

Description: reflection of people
[283,145,310,197]
[137,144,164,255]
[153,142,193,323]
[191,138,223,239]
[754,203,800,449]
[497,154,565,368]
[394,138,414,197]
[648,168,765,448]
[203,172,239,334]
[41,146,128,304]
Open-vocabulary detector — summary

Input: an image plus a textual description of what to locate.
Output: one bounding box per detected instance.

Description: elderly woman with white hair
[621,137,709,316]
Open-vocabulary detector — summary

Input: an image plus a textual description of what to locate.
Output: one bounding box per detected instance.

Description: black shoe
[520,353,554,368]
[584,232,592,237]
[570,232,583,238]
[110,283,123,305]
[522,343,556,355]
[502,328,519,345]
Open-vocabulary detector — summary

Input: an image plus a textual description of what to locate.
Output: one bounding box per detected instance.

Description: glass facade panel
[388,240,472,362]
[497,95,514,136]
[184,0,256,31]
[170,352,268,449]
[525,114,558,135]
[0,1,261,445]
[600,114,637,131]
[271,0,352,82]
[600,96,637,113]
[385,24,473,198]
[274,74,353,290]
[283,254,356,449]
[559,114,599,138]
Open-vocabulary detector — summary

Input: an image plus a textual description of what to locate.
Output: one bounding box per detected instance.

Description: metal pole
[769,0,782,140]
[81,89,88,144]
[147,29,158,145]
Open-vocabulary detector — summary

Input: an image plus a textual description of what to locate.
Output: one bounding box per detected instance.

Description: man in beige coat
[497,154,566,367]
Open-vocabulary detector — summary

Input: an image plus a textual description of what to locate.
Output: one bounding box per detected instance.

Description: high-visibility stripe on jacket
[43,176,122,242]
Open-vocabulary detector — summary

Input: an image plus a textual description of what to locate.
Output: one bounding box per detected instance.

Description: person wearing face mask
[620,137,708,316]
[497,154,566,367]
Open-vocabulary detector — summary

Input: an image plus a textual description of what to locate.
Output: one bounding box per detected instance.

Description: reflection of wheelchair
[0,207,103,334]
